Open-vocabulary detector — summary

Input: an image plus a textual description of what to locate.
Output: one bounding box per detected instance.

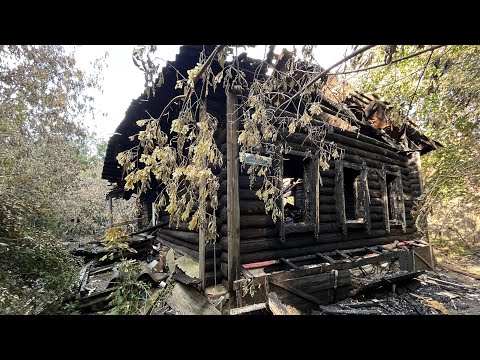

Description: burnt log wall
[153,92,423,285]
[155,92,227,287]
[219,124,422,270]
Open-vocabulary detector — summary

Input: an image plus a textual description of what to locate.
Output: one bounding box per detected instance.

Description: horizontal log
[220,225,278,239]
[286,132,408,169]
[220,262,228,279]
[239,200,267,215]
[327,128,407,161]
[156,235,220,268]
[369,206,385,214]
[410,183,421,191]
[239,215,276,228]
[220,236,318,253]
[318,196,336,205]
[338,142,407,169]
[221,220,417,253]
[320,177,335,187]
[205,271,223,287]
[319,214,337,223]
[159,219,222,232]
[367,180,382,190]
[368,172,410,183]
[320,169,336,178]
[285,223,315,234]
[320,187,335,196]
[342,153,410,176]
[274,108,402,154]
[221,233,419,263]
[370,198,383,206]
[157,228,199,244]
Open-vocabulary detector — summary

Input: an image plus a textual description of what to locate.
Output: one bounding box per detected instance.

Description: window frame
[334,160,371,235]
[277,149,319,242]
[378,167,406,233]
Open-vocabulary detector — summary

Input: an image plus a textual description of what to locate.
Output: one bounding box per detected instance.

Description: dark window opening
[386,174,395,221]
[283,155,307,224]
[386,173,403,223]
[343,167,362,221]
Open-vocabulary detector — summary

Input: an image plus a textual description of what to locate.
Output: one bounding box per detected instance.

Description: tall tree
[345,45,480,248]
[0,45,107,314]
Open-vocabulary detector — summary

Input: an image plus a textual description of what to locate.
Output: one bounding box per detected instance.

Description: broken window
[335,161,370,234]
[344,167,364,221]
[381,171,406,231]
[283,154,308,224]
[277,151,318,242]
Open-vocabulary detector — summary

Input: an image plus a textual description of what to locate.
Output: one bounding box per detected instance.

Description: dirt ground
[433,253,480,314]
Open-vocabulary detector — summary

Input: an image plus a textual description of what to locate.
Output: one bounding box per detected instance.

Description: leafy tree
[344,45,480,249]
[0,45,108,314]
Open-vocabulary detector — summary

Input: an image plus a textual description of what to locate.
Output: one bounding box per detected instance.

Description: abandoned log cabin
[102,45,441,293]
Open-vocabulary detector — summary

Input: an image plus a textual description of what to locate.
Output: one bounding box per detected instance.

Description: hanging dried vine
[117,45,372,244]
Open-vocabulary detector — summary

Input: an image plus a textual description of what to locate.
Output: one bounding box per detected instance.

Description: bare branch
[332,45,445,75]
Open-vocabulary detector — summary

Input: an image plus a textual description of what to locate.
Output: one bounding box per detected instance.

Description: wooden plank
[166,283,221,315]
[280,257,300,269]
[199,177,206,291]
[316,252,337,264]
[267,292,302,315]
[335,250,353,261]
[314,155,320,240]
[227,93,240,291]
[107,196,113,227]
[279,270,351,294]
[230,303,267,315]
[269,278,328,306]
[364,246,383,255]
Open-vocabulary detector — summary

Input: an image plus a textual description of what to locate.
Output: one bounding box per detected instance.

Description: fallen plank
[173,267,202,285]
[142,288,165,315]
[269,278,328,306]
[243,260,279,269]
[166,283,221,315]
[230,303,267,315]
[439,264,480,280]
[318,307,380,315]
[424,275,472,289]
[267,292,302,315]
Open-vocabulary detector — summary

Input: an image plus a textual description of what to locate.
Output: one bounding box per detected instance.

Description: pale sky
[71,45,350,140]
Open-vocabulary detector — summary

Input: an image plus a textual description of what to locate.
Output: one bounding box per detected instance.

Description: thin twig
[332,45,445,75]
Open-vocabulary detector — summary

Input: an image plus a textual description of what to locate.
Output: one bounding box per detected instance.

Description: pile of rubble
[68,232,480,315]
[312,271,480,315]
[69,230,225,315]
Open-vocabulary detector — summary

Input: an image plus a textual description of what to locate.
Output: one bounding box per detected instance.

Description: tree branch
[278,45,377,112]
[332,45,445,75]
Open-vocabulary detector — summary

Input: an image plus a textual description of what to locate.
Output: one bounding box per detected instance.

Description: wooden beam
[314,155,320,240]
[199,102,207,291]
[108,196,113,227]
[280,257,300,269]
[230,303,267,315]
[199,177,206,291]
[227,93,240,291]
[316,252,337,264]
[269,278,328,306]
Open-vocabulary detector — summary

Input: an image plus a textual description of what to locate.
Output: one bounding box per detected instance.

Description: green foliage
[347,45,480,247]
[0,45,108,314]
[106,260,150,315]
[0,233,80,314]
